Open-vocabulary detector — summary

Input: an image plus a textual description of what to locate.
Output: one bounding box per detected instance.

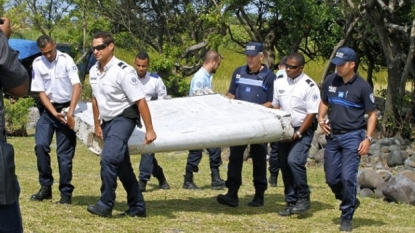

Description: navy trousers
[97,116,145,212]
[186,148,222,173]
[34,110,76,196]
[324,129,364,220]
[268,141,280,175]
[278,127,313,203]
[0,180,22,233]
[226,144,267,193]
[138,153,163,181]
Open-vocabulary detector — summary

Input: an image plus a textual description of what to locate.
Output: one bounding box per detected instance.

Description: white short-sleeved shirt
[189,67,212,96]
[31,50,80,103]
[272,72,320,127]
[139,72,167,101]
[89,56,146,121]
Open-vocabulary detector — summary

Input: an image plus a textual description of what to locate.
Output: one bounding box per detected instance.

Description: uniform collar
[335,73,358,84]
[43,50,61,64]
[97,55,116,73]
[200,67,212,78]
[288,72,305,84]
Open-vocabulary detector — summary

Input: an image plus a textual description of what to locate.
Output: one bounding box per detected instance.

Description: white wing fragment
[70,94,294,155]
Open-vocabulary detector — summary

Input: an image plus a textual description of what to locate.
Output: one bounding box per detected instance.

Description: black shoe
[339,218,352,232]
[278,203,295,216]
[354,198,360,210]
[118,209,146,218]
[30,186,52,201]
[138,180,147,192]
[217,194,239,207]
[56,195,72,205]
[269,176,277,187]
[248,194,264,207]
[87,204,112,217]
[183,181,201,190]
[292,198,310,213]
[211,178,226,190]
[159,180,170,190]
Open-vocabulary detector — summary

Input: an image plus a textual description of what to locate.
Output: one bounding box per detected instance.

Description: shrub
[4,97,35,136]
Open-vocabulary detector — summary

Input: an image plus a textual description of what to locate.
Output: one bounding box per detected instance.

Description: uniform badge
[131,77,139,85]
[370,93,375,103]
[162,85,166,90]
[72,66,78,71]
[328,86,336,93]
[338,92,344,98]
[245,87,251,92]
[236,74,241,79]
[313,93,319,101]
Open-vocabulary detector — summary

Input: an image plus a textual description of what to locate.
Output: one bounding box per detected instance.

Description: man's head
[244,42,264,72]
[36,35,57,62]
[285,52,305,79]
[134,51,150,78]
[331,47,357,78]
[203,50,221,74]
[92,31,115,63]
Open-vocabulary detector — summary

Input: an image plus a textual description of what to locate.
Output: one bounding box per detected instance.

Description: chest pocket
[56,70,68,79]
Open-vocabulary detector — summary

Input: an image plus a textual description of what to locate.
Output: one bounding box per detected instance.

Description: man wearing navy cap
[217,42,275,207]
[318,47,377,231]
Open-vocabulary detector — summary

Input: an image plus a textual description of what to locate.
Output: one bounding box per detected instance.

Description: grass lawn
[10,136,414,233]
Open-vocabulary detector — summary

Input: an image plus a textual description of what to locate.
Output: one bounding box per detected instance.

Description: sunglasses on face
[285,64,301,69]
[91,43,108,51]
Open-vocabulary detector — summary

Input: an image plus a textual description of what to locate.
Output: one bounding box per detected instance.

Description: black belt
[52,102,71,109]
[332,128,357,134]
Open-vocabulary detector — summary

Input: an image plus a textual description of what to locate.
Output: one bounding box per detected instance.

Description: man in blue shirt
[217,42,275,207]
[318,47,377,231]
[183,50,225,190]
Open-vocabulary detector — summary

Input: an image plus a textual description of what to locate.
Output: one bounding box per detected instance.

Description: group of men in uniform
[1,18,376,231]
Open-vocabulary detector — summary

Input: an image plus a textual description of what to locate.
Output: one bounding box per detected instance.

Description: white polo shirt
[89,56,146,121]
[138,72,167,101]
[272,72,320,128]
[31,50,80,103]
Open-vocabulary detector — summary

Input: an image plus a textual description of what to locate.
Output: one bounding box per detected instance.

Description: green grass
[9,136,415,233]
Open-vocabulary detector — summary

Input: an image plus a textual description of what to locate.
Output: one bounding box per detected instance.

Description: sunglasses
[91,43,108,51]
[285,63,301,69]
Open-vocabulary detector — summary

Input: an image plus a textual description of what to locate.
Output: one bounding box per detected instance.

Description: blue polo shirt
[189,67,212,96]
[321,73,376,131]
[228,65,275,104]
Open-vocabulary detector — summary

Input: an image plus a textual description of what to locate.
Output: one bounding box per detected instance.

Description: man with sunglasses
[30,35,82,205]
[134,51,170,192]
[273,52,320,216]
[86,31,156,218]
[318,47,376,231]
[217,42,275,207]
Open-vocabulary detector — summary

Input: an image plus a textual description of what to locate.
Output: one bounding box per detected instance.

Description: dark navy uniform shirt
[228,65,275,104]
[321,73,376,131]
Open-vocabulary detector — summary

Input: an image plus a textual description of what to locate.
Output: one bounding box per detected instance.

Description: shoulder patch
[131,76,139,86]
[305,79,315,87]
[150,73,160,78]
[118,62,128,70]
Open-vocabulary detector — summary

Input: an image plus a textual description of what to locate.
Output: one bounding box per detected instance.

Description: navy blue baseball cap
[331,47,356,65]
[245,42,263,56]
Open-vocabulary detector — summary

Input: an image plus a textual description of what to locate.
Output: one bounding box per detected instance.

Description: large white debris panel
[72,94,294,155]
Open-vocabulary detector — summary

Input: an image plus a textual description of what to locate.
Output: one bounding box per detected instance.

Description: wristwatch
[296,131,302,139]
[365,136,373,142]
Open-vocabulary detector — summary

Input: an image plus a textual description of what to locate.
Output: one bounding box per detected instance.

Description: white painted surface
[71,94,294,155]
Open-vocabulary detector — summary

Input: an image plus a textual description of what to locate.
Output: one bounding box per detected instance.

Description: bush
[4,97,35,136]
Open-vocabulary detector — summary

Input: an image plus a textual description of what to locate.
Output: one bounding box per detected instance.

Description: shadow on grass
[71,192,335,219]
[331,217,385,230]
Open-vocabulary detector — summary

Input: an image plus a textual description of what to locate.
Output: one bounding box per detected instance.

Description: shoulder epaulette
[118,62,128,70]
[305,79,315,87]
[33,56,42,62]
[150,73,160,78]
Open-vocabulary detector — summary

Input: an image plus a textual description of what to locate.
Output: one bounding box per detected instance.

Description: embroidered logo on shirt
[72,66,78,71]
[313,93,319,101]
[338,92,344,98]
[328,86,336,93]
[236,74,241,79]
[131,77,139,85]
